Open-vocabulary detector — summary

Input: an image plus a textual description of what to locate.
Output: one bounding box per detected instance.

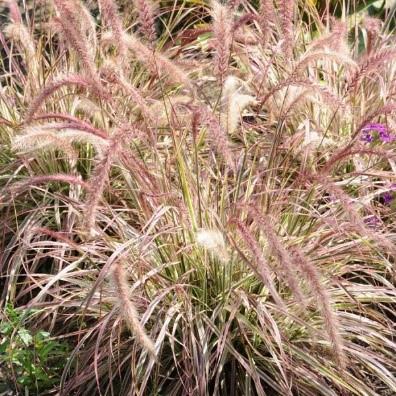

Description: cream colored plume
[196,229,229,262]
[221,76,257,134]
[12,123,110,158]
[4,22,39,91]
[149,95,191,128]
[296,120,334,156]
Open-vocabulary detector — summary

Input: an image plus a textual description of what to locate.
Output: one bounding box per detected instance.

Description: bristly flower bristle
[53,0,102,89]
[211,0,233,82]
[290,247,347,370]
[279,0,295,59]
[111,259,156,358]
[258,0,276,47]
[245,207,306,306]
[24,74,107,123]
[133,0,157,43]
[98,0,127,58]
[232,218,287,310]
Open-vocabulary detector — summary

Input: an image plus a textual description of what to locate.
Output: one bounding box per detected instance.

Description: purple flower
[360,123,395,143]
[360,131,374,143]
[382,192,393,205]
[361,123,388,134]
[364,215,381,229]
[379,129,394,143]
[390,183,396,191]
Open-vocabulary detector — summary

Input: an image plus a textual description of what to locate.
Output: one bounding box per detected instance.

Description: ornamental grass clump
[0,0,396,395]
